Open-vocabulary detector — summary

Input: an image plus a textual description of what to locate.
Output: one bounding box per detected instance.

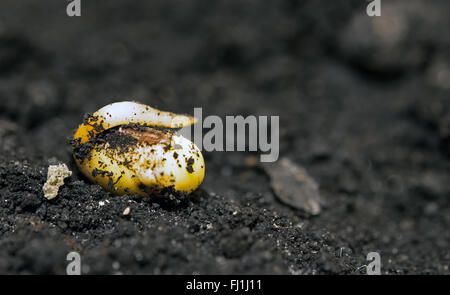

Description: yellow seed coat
[73,101,205,196]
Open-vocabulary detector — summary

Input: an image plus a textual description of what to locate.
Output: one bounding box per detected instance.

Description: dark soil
[0,0,449,274]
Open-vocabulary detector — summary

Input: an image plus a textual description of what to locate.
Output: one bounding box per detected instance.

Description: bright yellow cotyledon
[72,101,205,196]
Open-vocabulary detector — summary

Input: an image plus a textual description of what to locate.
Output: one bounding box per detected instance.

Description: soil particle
[186,157,195,174]
[264,158,321,215]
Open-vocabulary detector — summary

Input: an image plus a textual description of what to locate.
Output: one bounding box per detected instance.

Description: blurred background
[0,0,449,274]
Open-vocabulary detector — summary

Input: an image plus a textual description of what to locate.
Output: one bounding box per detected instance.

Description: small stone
[42,163,72,200]
[264,157,322,215]
[123,206,131,216]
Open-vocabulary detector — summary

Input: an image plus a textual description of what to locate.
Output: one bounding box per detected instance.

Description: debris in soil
[42,163,72,200]
[264,158,321,215]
